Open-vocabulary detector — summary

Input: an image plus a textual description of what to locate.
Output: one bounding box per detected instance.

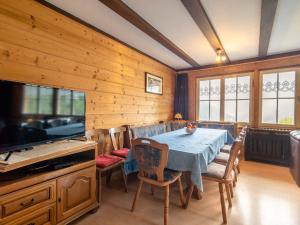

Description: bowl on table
[185,123,197,134]
[185,127,196,134]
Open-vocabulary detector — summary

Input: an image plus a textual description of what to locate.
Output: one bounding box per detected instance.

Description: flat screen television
[0,80,86,154]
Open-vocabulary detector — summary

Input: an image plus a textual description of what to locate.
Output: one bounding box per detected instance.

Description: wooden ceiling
[41,0,300,71]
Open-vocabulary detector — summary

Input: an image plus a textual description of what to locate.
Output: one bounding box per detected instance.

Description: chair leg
[177,176,185,208]
[150,185,155,195]
[234,167,238,181]
[237,164,241,174]
[218,183,227,224]
[121,167,128,193]
[131,180,143,212]
[106,170,112,186]
[97,170,102,204]
[225,184,232,207]
[234,166,239,179]
[229,183,234,198]
[164,185,170,225]
[233,170,237,187]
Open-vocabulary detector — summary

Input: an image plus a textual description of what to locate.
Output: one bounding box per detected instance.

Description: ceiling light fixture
[216,48,226,62]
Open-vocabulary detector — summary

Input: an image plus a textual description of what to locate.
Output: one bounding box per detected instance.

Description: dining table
[124,127,229,208]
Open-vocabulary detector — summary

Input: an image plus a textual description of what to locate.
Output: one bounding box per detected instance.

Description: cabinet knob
[58,197,62,203]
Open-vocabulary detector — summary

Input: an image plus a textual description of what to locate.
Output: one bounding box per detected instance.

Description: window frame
[196,77,223,123]
[196,73,252,124]
[224,75,251,123]
[259,67,300,128]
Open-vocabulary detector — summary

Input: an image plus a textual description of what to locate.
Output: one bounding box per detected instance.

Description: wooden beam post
[181,0,230,63]
[259,0,278,57]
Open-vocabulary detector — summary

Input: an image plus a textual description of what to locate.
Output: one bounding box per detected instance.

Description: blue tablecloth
[125,128,228,191]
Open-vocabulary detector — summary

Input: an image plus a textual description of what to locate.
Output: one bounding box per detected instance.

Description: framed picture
[145,72,163,95]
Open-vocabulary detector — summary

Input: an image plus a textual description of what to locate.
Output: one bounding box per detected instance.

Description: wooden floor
[72,161,300,225]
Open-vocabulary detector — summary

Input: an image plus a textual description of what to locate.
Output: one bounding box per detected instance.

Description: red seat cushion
[112,148,130,158]
[96,155,123,168]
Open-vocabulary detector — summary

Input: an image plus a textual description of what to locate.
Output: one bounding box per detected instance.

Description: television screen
[0,80,86,154]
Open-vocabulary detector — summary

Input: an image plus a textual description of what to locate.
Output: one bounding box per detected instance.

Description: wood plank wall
[187,55,300,128]
[0,0,176,130]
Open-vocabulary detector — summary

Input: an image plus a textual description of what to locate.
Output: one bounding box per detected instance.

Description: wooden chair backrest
[109,127,126,150]
[224,138,242,179]
[131,138,168,182]
[85,129,109,155]
[239,126,248,146]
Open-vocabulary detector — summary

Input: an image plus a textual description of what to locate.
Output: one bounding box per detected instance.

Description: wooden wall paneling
[0,0,173,74]
[0,0,176,130]
[0,2,174,79]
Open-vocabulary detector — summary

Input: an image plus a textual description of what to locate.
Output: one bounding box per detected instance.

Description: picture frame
[145,72,163,95]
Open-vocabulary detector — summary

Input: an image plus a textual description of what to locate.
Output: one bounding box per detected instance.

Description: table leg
[183,172,202,209]
[185,184,194,209]
[193,186,202,200]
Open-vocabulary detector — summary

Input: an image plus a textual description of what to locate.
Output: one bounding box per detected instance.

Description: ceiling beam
[181,0,230,63]
[98,0,199,67]
[259,0,278,57]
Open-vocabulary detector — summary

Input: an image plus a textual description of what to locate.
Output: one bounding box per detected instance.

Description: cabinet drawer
[0,180,56,221]
[5,204,56,225]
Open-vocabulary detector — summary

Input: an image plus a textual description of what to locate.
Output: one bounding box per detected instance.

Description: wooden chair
[109,126,130,158]
[219,126,248,175]
[202,139,242,224]
[130,138,185,225]
[86,129,128,204]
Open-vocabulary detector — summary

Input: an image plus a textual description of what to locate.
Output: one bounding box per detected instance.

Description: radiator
[245,128,291,166]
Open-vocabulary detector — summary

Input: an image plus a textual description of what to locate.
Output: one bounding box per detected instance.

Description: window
[224,76,250,122]
[23,85,38,114]
[199,79,221,121]
[261,70,296,125]
[72,91,85,116]
[57,90,85,116]
[23,85,53,115]
[38,87,54,114]
[57,89,72,115]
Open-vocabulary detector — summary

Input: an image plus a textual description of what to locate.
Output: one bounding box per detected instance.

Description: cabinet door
[56,166,96,222]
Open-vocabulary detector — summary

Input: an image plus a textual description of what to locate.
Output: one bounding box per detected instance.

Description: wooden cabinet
[56,166,96,222]
[0,141,98,225]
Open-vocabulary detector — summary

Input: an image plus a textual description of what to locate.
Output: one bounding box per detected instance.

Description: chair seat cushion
[215,152,230,162]
[96,155,123,168]
[163,169,181,181]
[144,169,181,182]
[112,148,130,158]
[220,144,232,153]
[215,152,239,165]
[203,162,226,179]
